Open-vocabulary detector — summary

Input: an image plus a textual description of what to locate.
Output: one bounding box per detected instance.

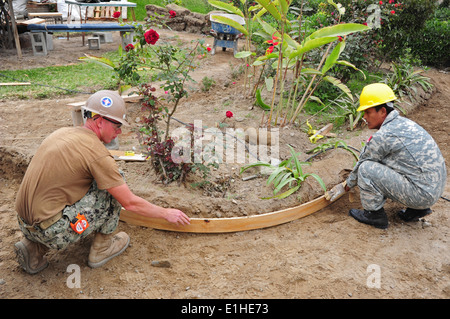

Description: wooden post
[7,0,22,59]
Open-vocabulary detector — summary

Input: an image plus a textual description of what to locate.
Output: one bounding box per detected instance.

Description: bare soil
[0,27,449,300]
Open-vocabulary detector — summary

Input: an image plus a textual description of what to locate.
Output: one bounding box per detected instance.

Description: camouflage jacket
[347,110,447,198]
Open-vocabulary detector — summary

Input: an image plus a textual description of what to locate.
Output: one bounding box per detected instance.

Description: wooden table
[65,0,137,23]
[65,0,136,45]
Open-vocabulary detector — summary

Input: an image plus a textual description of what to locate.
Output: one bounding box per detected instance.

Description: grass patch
[129,0,214,20]
[0,61,118,99]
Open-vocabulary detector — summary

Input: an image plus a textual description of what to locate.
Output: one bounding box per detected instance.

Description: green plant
[328,93,364,131]
[82,16,211,184]
[408,10,450,68]
[236,0,370,127]
[384,55,433,103]
[79,22,155,92]
[136,36,210,184]
[306,140,360,161]
[377,0,438,62]
[240,145,326,199]
[201,76,216,92]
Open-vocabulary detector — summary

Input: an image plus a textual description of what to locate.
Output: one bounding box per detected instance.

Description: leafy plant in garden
[409,11,450,68]
[240,145,326,199]
[134,34,212,184]
[79,20,156,92]
[384,54,433,104]
[81,13,212,184]
[201,76,216,92]
[328,92,364,130]
[212,0,369,127]
[247,0,369,128]
[137,84,197,184]
[306,140,360,161]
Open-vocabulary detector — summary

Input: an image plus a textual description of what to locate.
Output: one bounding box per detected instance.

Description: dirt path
[0,27,449,300]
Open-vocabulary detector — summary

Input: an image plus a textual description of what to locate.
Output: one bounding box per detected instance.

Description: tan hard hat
[84,90,129,126]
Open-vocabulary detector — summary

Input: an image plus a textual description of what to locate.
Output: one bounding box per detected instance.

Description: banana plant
[240,145,326,199]
[251,0,370,127]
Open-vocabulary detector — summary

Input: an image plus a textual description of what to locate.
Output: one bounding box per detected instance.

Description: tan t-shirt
[15,127,125,225]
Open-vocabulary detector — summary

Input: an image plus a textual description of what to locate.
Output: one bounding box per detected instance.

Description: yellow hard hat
[357,83,397,112]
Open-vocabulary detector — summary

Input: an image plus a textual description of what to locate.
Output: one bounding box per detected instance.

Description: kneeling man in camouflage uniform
[327,83,446,229]
[15,90,190,274]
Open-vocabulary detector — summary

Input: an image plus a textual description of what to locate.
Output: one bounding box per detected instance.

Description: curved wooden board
[119,191,344,233]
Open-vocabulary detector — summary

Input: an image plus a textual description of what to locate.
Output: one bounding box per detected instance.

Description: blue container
[211,21,241,35]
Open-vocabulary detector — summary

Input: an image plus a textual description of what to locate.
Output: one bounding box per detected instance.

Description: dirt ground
[0,27,449,300]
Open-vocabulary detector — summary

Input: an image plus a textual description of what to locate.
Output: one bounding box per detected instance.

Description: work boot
[14,238,49,275]
[88,232,130,268]
[349,208,388,229]
[398,208,432,222]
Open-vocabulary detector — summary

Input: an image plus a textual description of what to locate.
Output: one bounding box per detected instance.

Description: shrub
[377,0,438,62]
[408,8,450,68]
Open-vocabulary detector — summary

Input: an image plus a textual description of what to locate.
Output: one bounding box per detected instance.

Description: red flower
[379,1,383,4]
[390,10,395,14]
[266,46,274,55]
[144,29,159,45]
[226,111,233,118]
[337,36,343,42]
[207,47,212,52]
[389,0,394,3]
[169,10,176,18]
[113,11,121,19]
[267,33,280,46]
[125,43,134,52]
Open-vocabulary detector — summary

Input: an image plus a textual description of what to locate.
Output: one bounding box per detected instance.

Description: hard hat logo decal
[101,97,113,108]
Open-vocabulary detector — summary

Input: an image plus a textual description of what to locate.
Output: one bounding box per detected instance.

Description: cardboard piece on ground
[109,150,147,161]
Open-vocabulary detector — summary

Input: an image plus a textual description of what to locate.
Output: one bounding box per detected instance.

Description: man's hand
[165,209,191,226]
[325,181,348,202]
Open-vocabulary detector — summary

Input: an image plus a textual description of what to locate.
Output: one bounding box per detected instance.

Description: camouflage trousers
[18,180,122,250]
[357,161,437,211]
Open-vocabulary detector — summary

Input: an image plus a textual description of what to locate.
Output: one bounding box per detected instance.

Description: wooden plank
[16,18,46,25]
[28,12,63,17]
[0,82,31,86]
[119,185,346,233]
